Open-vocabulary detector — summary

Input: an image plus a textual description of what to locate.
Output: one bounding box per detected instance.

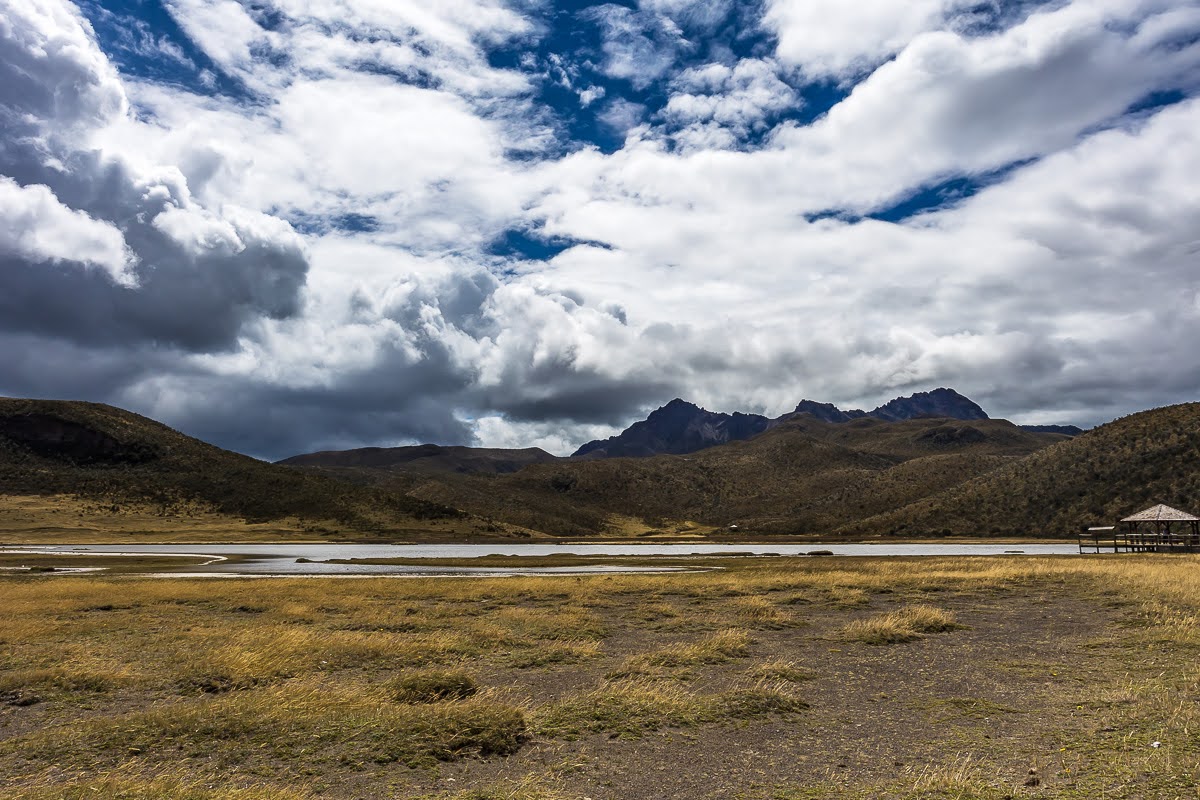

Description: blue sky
[2,0,1200,458]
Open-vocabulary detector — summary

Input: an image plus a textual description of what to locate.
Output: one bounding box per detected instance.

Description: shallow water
[0,542,1082,576]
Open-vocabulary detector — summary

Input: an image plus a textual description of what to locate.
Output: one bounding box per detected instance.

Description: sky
[2,0,1199,460]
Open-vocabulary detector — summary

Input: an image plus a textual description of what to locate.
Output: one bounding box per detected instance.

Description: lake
[0,542,1083,576]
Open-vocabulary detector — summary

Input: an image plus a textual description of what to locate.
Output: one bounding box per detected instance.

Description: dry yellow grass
[3,554,1200,798]
[9,776,314,800]
[606,629,752,680]
[842,604,963,645]
[0,494,320,543]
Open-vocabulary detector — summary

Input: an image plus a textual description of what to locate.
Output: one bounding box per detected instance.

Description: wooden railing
[1078,528,1200,553]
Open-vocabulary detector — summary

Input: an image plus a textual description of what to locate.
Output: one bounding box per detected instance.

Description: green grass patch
[5,685,527,770]
[391,669,478,703]
[535,677,806,739]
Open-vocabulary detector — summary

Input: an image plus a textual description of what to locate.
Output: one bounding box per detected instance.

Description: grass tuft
[717,680,810,718]
[536,675,806,739]
[843,604,962,645]
[5,685,527,769]
[606,629,751,680]
[0,667,115,695]
[750,659,816,683]
[391,669,478,703]
[412,774,574,800]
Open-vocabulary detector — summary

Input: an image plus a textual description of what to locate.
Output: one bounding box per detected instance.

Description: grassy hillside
[838,403,1200,537]
[8,395,1163,541]
[0,398,461,536]
[393,417,1061,535]
[280,444,561,474]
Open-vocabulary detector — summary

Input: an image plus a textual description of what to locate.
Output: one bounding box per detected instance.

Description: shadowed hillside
[396,417,1062,535]
[837,403,1200,537]
[280,444,561,474]
[0,398,461,535]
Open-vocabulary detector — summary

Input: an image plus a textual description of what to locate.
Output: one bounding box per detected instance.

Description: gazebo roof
[1121,504,1200,523]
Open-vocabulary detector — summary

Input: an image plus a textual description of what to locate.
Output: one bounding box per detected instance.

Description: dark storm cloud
[475,372,678,425]
[0,334,175,401]
[153,379,477,461]
[0,0,309,352]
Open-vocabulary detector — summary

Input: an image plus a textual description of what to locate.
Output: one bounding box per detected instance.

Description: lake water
[0,542,1082,576]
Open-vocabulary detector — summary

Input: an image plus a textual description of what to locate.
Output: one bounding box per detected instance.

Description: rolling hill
[279,444,561,474]
[0,398,462,536]
[393,416,1066,536]
[835,403,1200,537]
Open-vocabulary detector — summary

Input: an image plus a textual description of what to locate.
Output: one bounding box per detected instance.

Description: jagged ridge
[573,388,992,459]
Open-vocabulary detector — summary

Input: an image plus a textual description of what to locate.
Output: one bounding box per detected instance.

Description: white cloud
[0,0,127,135]
[586,4,683,89]
[0,177,134,284]
[763,0,982,79]
[3,0,1199,459]
[533,1,1200,224]
[578,85,605,107]
[472,414,621,455]
[597,97,647,137]
[663,58,795,143]
[163,0,271,82]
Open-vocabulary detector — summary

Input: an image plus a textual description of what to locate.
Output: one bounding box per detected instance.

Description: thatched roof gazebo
[1120,504,1200,551]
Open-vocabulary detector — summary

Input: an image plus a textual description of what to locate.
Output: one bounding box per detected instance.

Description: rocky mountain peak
[576,388,999,459]
[572,400,770,458]
[870,388,988,422]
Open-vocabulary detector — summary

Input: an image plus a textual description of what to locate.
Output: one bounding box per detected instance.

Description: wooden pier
[1079,527,1200,553]
[1078,504,1200,553]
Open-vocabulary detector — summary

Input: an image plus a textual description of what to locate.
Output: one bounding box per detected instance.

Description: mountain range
[3,390,1191,541]
[572,387,1078,458]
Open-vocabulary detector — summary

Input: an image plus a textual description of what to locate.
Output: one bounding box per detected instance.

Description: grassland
[2,556,1199,798]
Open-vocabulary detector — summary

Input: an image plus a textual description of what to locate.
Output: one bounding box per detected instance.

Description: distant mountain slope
[837,403,1200,537]
[0,398,460,533]
[789,400,866,423]
[1019,424,1085,436]
[768,415,1069,461]
[411,416,1061,535]
[280,444,561,474]
[574,388,992,459]
[572,399,771,458]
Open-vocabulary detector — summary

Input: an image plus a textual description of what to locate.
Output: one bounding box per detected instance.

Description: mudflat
[2,555,1197,799]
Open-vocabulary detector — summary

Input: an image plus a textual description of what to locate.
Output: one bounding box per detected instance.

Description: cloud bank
[1,0,1198,459]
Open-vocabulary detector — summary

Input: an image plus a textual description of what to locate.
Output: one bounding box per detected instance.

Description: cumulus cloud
[1,0,1197,460]
[0,0,309,353]
[763,0,985,79]
[0,177,133,284]
[662,58,795,145]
